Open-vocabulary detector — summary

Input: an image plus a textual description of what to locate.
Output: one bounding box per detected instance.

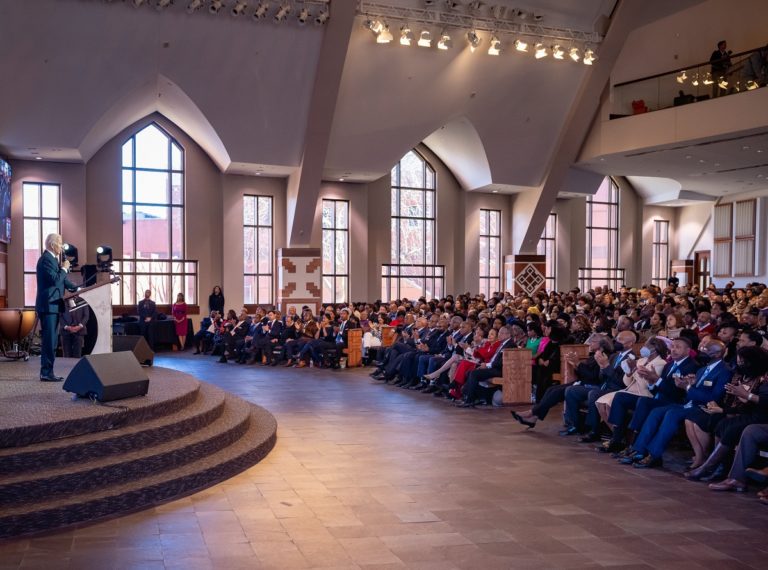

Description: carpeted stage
[0,358,277,539]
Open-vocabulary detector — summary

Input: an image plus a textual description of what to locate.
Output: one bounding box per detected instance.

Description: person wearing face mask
[621,339,732,469]
[684,346,768,481]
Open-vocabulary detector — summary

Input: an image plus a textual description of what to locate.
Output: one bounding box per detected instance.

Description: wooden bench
[491,348,533,405]
[555,343,591,383]
[343,328,363,367]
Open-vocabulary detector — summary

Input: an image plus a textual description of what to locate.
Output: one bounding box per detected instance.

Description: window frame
[537,212,557,292]
[586,178,620,270]
[651,219,670,286]
[243,194,274,305]
[22,182,61,307]
[713,203,733,277]
[321,198,350,304]
[479,208,501,298]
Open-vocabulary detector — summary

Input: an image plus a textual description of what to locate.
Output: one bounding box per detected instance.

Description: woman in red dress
[172,292,188,350]
[449,328,501,399]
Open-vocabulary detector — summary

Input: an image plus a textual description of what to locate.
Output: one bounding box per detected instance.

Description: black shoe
[433,388,447,397]
[633,455,662,469]
[372,360,384,367]
[618,452,644,465]
[579,432,601,443]
[193,350,201,355]
[457,401,475,408]
[598,441,625,454]
[410,381,427,390]
[558,426,578,437]
[40,375,63,382]
[699,464,726,483]
[218,356,228,363]
[511,411,536,429]
[369,370,383,378]
[422,384,438,394]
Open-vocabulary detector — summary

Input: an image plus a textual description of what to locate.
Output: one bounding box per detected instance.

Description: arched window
[382,150,443,300]
[119,123,194,305]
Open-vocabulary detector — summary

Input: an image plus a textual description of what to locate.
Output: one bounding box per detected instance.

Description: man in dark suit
[459,326,513,407]
[624,339,732,468]
[60,304,89,358]
[35,233,78,381]
[137,289,157,348]
[601,337,699,453]
[563,330,637,440]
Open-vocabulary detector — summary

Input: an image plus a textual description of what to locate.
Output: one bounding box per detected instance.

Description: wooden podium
[492,348,533,405]
[64,277,119,354]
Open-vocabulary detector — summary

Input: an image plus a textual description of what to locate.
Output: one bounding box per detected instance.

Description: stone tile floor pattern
[1,352,768,569]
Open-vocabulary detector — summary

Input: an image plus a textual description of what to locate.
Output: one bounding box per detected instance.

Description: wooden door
[694,251,711,290]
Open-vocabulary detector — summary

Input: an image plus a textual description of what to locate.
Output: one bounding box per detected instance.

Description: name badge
[703,381,713,387]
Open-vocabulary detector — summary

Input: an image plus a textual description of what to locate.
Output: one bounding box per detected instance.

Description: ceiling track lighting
[514,38,528,52]
[417,30,432,47]
[253,1,269,19]
[534,42,547,58]
[364,19,384,34]
[466,29,481,52]
[186,0,203,12]
[377,24,394,43]
[274,3,291,22]
[552,44,564,59]
[487,35,501,56]
[568,47,580,62]
[437,32,452,50]
[400,25,415,45]
[231,1,248,16]
[131,0,147,7]
[156,0,173,10]
[297,7,310,25]
[691,74,700,86]
[583,48,596,65]
[703,72,714,85]
[676,70,687,84]
[209,0,224,14]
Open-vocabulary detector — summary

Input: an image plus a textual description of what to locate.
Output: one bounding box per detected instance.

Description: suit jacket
[486,338,512,372]
[649,357,700,404]
[60,305,89,336]
[424,328,450,354]
[600,350,634,391]
[35,251,77,314]
[266,319,284,341]
[137,298,157,321]
[574,355,601,386]
[685,359,732,407]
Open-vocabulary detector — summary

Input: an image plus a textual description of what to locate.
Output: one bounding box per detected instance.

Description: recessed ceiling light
[339,178,345,182]
[757,149,764,153]
[492,190,498,193]
[743,145,750,150]
[35,156,43,160]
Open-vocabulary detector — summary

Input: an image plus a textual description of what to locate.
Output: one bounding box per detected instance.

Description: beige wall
[7,160,86,307]
[552,197,585,291]
[461,192,513,295]
[641,205,676,285]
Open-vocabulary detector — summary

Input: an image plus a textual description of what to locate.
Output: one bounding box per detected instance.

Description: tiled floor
[2,353,768,569]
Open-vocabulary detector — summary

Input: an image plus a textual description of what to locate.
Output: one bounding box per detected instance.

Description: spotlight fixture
[187,0,203,12]
[131,0,147,6]
[569,47,580,62]
[466,30,481,52]
[364,19,384,34]
[514,39,528,52]
[691,74,700,86]
[534,42,548,58]
[487,35,501,56]
[400,25,415,46]
[491,5,506,19]
[583,48,596,65]
[209,0,224,14]
[747,80,759,90]
[703,72,713,85]
[437,33,452,50]
[417,30,432,47]
[552,44,564,59]
[95,245,113,271]
[156,0,173,10]
[718,77,728,89]
[676,70,688,84]
[274,3,291,21]
[445,0,461,9]
[62,244,79,269]
[297,7,310,25]
[231,1,248,16]
[377,25,394,44]
[314,7,329,25]
[253,1,269,19]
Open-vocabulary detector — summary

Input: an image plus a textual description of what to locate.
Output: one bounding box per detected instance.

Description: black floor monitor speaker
[63,352,150,402]
[112,335,154,366]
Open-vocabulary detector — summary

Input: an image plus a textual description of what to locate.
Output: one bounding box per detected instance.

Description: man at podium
[35,233,78,382]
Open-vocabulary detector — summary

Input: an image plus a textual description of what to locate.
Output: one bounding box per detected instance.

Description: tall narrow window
[382,150,443,300]
[322,199,349,303]
[581,178,622,290]
[734,199,756,276]
[23,183,60,307]
[651,220,670,286]
[537,213,557,292]
[479,209,501,297]
[244,195,273,305]
[713,203,733,277]
[120,123,190,305]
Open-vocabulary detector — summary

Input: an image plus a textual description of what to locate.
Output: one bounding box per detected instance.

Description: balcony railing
[611,46,766,118]
[578,267,626,293]
[111,259,198,307]
[381,264,445,302]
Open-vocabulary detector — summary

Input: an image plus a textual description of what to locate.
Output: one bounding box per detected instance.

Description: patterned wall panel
[277,248,322,315]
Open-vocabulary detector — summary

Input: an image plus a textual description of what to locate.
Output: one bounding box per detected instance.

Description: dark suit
[462,339,511,404]
[531,354,601,421]
[60,305,89,358]
[633,359,732,459]
[137,298,157,348]
[608,357,699,445]
[35,251,77,378]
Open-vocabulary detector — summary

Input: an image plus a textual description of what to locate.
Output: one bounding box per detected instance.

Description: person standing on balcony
[710,40,732,97]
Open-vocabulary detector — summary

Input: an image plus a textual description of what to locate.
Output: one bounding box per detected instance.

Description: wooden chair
[492,348,532,405]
